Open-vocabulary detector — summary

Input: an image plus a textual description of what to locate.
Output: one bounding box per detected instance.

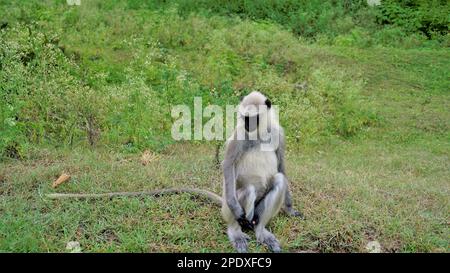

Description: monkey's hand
[237,213,254,231]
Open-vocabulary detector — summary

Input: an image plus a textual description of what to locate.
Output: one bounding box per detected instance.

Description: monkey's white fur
[222,91,288,252]
[236,149,278,192]
[236,91,278,142]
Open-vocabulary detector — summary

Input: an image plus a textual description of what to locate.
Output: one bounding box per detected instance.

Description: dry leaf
[140,150,158,166]
[366,240,382,253]
[66,241,82,253]
[52,173,71,188]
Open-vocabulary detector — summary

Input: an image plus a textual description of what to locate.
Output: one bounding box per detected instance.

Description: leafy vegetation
[376,0,449,39]
[0,0,448,252]
[0,1,385,155]
[133,0,449,47]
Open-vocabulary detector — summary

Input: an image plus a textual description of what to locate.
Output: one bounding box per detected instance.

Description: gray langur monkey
[45,91,302,253]
[221,91,302,253]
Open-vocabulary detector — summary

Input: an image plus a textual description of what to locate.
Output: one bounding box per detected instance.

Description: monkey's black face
[240,95,272,133]
[244,114,259,132]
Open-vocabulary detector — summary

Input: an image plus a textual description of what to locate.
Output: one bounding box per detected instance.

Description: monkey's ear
[265,98,272,109]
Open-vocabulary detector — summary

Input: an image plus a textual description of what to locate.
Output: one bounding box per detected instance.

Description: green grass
[0,1,449,252]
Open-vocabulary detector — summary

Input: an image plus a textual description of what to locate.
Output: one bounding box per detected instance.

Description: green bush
[149,0,371,38]
[375,0,449,39]
[138,0,448,47]
[334,28,373,48]
[0,23,173,154]
[279,67,379,143]
[0,100,26,159]
[0,7,382,155]
[0,24,103,147]
[1,2,383,156]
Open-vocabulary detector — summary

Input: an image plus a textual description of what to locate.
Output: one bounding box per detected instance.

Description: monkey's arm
[223,140,243,217]
[276,127,287,174]
[223,139,253,229]
[276,128,304,218]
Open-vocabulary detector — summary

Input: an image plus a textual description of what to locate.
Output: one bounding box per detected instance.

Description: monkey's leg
[221,186,256,253]
[238,185,257,221]
[253,173,287,252]
[283,186,304,218]
[225,222,250,253]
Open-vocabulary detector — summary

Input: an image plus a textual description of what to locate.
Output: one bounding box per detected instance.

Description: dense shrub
[174,0,368,37]
[0,5,381,157]
[137,0,370,38]
[375,0,449,39]
[0,24,103,151]
[136,0,448,47]
[11,1,449,156]
[0,23,173,155]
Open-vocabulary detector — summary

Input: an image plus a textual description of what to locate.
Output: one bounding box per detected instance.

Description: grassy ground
[1,127,449,252]
[0,1,449,252]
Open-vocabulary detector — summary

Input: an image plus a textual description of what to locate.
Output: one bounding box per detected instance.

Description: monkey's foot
[256,228,281,253]
[228,227,250,253]
[284,207,305,219]
[231,233,250,253]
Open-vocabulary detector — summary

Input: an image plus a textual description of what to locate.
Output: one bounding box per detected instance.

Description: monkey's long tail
[46,188,223,206]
